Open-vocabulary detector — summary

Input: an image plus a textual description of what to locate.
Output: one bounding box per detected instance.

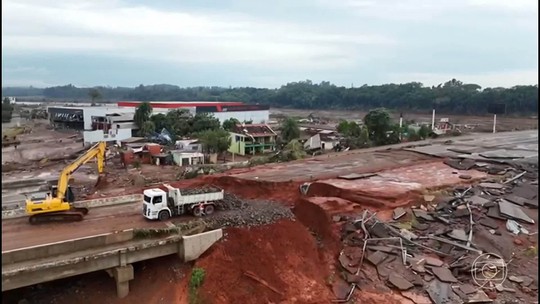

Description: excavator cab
[51,185,75,203]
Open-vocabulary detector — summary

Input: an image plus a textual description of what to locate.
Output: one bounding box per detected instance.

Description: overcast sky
[2,0,538,88]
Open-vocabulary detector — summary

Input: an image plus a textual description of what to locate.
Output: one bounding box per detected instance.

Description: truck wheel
[192,205,203,217]
[204,204,215,215]
[158,211,170,221]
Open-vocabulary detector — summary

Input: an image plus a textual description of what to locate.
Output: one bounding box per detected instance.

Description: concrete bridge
[2,226,222,298]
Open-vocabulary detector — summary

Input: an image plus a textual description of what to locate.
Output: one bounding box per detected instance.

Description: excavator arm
[55,141,106,201]
[25,141,107,224]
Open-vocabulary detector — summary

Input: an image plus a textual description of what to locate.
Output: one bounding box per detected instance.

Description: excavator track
[29,207,89,225]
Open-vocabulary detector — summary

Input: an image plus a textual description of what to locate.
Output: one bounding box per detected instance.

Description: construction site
[2,114,539,304]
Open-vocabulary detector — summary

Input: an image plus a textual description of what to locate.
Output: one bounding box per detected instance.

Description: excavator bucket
[95,173,107,189]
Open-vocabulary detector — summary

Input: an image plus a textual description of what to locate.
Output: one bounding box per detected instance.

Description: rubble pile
[332,169,538,304]
[179,186,223,196]
[215,192,249,210]
[205,199,295,229]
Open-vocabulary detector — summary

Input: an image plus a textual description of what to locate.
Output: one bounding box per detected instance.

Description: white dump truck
[142,184,224,221]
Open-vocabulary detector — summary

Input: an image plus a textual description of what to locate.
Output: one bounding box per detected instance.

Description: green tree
[88,88,102,102]
[197,129,231,161]
[150,113,168,132]
[2,98,13,122]
[280,139,307,161]
[363,108,395,146]
[134,102,152,128]
[418,125,431,139]
[139,121,156,137]
[191,113,221,134]
[3,79,539,116]
[347,122,362,137]
[280,117,300,142]
[222,118,240,131]
[344,125,370,149]
[165,109,192,138]
[337,120,350,134]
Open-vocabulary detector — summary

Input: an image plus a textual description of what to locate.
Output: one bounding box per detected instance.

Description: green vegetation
[189,267,206,304]
[525,245,538,257]
[3,79,538,115]
[364,108,400,146]
[134,101,153,129]
[2,98,14,122]
[2,126,27,138]
[88,88,102,102]
[197,128,232,157]
[280,117,301,142]
[139,120,156,137]
[136,104,226,142]
[222,117,240,131]
[133,227,181,239]
[337,120,370,148]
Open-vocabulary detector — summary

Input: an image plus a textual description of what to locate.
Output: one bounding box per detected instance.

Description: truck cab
[142,188,169,220]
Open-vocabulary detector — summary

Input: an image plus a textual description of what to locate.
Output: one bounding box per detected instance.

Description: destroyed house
[228,123,277,156]
[301,128,341,151]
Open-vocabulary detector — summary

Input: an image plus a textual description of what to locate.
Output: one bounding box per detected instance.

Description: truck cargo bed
[179,187,222,195]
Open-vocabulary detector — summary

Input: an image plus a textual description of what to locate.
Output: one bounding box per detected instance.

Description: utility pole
[431,109,436,130]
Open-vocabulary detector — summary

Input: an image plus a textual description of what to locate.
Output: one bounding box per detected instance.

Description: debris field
[2,128,538,304]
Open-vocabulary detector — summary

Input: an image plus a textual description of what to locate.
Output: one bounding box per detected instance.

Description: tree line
[2,79,538,115]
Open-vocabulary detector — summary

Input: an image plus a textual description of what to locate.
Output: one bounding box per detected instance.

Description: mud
[305,162,488,208]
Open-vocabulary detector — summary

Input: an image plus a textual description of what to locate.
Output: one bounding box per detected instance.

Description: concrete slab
[181,229,223,262]
[2,229,223,292]
[2,229,134,265]
[480,149,536,159]
[404,145,460,158]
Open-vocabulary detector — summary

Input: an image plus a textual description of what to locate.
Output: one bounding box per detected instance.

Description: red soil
[195,219,334,304]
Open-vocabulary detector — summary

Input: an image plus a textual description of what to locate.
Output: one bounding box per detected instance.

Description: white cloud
[1,0,537,87]
[387,70,539,88]
[1,0,394,71]
[467,0,538,11]
[318,0,538,22]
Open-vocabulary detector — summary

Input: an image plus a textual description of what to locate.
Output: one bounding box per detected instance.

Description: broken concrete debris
[498,200,535,224]
[413,209,435,221]
[447,229,469,242]
[331,166,538,303]
[478,218,499,230]
[506,219,529,235]
[392,207,407,220]
[479,182,506,190]
[388,273,414,290]
[431,267,458,283]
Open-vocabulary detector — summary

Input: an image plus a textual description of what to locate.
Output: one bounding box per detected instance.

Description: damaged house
[301,128,341,151]
[228,123,277,156]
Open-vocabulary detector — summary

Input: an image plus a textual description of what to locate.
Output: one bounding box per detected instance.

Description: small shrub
[189,268,206,304]
[190,268,206,288]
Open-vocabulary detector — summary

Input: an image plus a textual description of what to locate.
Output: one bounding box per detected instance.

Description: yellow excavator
[25,141,107,224]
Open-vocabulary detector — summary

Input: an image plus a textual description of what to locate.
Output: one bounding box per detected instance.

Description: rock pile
[205,199,295,229]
